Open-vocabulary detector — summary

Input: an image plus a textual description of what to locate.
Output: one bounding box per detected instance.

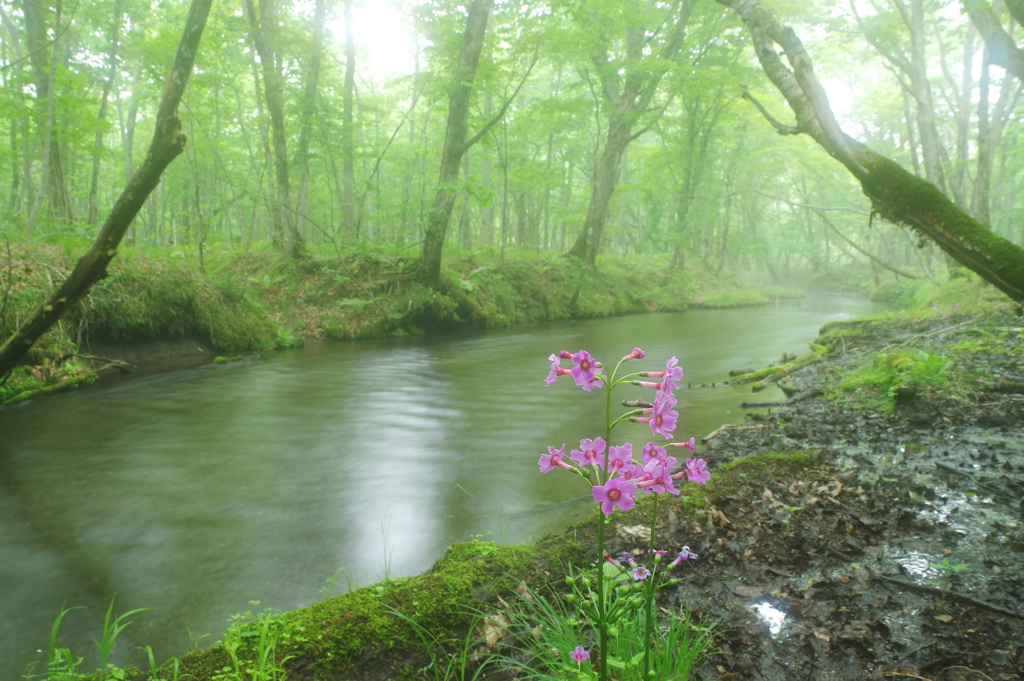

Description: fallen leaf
[484,614,510,646]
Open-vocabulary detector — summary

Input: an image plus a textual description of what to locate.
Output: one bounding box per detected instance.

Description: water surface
[0,296,885,675]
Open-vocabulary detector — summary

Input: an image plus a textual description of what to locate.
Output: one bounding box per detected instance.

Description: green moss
[718,451,813,473]
[869,279,920,309]
[730,346,830,387]
[692,288,766,309]
[831,348,954,414]
[860,150,1024,304]
[1,363,95,406]
[168,539,587,681]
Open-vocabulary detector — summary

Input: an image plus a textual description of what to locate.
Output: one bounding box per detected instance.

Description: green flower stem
[609,410,644,429]
[596,512,608,681]
[593,358,629,681]
[642,494,659,679]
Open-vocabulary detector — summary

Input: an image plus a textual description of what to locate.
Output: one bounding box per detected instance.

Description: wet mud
[622,313,1024,681]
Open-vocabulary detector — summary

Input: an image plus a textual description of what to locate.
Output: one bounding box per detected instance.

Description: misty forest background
[2,0,1024,341]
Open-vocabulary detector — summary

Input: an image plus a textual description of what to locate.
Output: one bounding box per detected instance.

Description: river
[0,296,886,677]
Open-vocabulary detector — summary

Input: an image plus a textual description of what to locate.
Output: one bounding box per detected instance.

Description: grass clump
[832,350,954,414]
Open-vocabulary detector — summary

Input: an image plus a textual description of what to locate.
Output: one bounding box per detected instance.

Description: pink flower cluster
[540,347,710,515]
[604,545,701,581]
[546,350,604,391]
[632,356,684,440]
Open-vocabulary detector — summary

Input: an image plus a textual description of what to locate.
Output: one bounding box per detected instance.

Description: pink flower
[643,357,683,391]
[570,437,606,468]
[669,546,699,567]
[634,380,664,390]
[632,566,651,581]
[684,458,710,484]
[607,443,634,473]
[570,350,603,391]
[618,461,643,480]
[570,646,590,663]
[635,390,677,439]
[669,437,696,453]
[636,461,679,495]
[623,347,645,361]
[592,477,637,514]
[544,354,573,386]
[538,445,572,473]
[642,442,676,467]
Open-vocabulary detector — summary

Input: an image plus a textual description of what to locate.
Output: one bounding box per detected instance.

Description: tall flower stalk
[542,347,709,681]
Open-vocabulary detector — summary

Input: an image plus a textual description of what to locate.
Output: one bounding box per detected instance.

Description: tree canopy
[1,0,1023,300]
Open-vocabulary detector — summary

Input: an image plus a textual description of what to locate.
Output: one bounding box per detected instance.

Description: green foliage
[214,604,291,681]
[504,580,716,681]
[87,253,278,352]
[835,350,953,414]
[0,361,94,406]
[759,287,806,300]
[92,597,151,678]
[869,279,920,309]
[692,289,766,309]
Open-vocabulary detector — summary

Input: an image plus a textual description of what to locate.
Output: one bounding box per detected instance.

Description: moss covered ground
[69,453,811,681]
[0,242,802,405]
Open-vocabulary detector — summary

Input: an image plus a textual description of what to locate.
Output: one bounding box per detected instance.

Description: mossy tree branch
[0,0,214,380]
[716,0,1024,305]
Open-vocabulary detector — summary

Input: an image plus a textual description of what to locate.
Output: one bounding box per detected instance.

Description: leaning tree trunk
[0,0,214,379]
[717,0,1024,305]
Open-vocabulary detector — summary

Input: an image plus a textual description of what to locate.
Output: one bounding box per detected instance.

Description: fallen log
[701,424,735,444]
[752,357,824,392]
[729,368,755,377]
[769,352,796,366]
[739,387,822,409]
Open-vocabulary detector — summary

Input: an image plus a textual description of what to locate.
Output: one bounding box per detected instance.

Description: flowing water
[0,296,886,676]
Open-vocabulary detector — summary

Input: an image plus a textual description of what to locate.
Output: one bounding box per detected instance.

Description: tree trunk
[88,0,124,227]
[117,64,141,184]
[974,49,992,225]
[567,117,632,262]
[565,0,697,264]
[23,0,74,229]
[0,0,213,379]
[244,0,303,257]
[294,0,326,243]
[458,150,472,249]
[341,0,357,238]
[718,0,1024,305]
[905,0,946,193]
[418,0,494,287]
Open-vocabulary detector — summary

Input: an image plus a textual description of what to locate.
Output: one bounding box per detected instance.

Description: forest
[2,1,1024,680]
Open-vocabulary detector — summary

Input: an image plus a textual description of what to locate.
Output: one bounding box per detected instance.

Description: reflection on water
[752,601,789,637]
[0,296,885,676]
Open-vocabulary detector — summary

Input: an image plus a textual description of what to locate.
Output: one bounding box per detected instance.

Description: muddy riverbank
[651,310,1024,680]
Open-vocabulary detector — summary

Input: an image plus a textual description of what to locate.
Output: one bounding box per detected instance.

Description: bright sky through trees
[328,0,418,78]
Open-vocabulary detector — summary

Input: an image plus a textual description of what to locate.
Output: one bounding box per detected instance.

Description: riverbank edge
[1,245,807,405]
[32,286,1023,680]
